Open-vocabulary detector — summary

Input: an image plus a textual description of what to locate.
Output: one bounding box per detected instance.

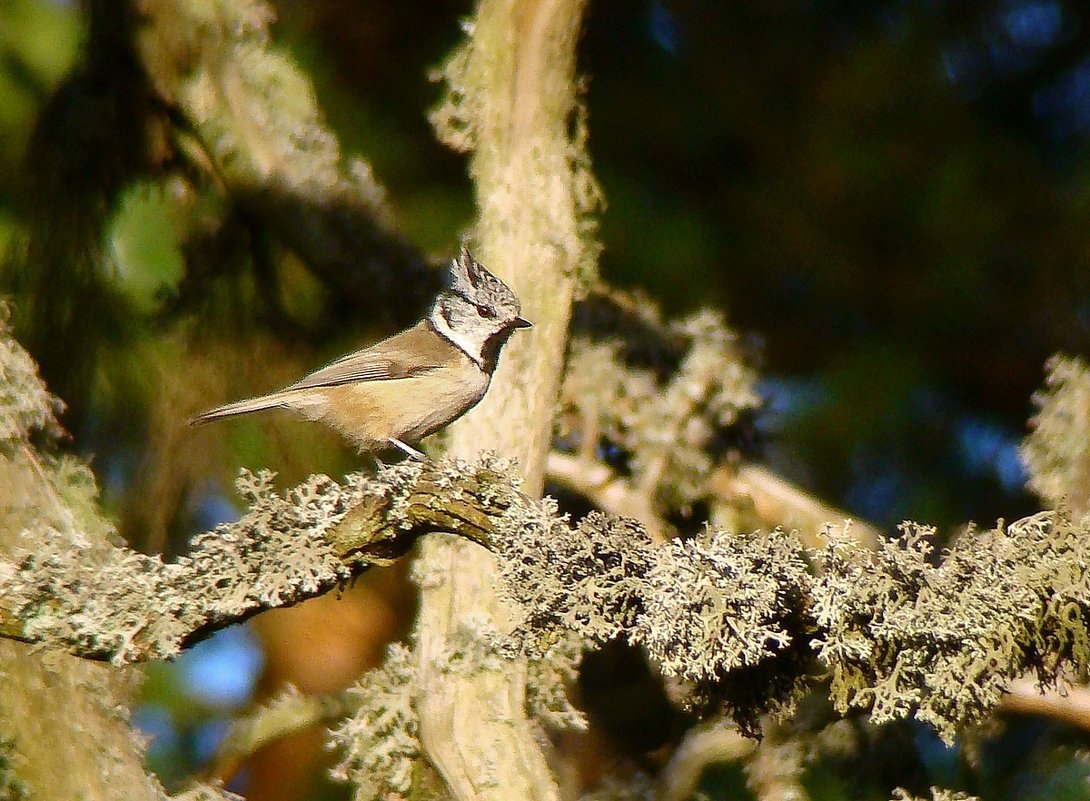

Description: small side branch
[206,687,346,783]
[999,678,1090,732]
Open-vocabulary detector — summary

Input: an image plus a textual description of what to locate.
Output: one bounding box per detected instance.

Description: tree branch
[712,463,882,550]
[415,0,601,797]
[998,678,1090,733]
[4,453,1090,750]
[546,451,883,550]
[0,458,521,664]
[205,686,346,784]
[546,450,671,542]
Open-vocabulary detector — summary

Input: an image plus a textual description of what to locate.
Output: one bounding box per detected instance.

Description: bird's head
[429,246,532,368]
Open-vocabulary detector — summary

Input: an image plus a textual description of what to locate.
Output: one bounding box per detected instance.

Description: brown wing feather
[189,321,461,426]
[284,321,455,390]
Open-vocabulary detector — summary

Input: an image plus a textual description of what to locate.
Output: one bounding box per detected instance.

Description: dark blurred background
[3,0,1090,799]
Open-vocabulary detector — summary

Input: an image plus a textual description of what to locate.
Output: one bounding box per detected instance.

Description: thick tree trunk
[415,0,598,798]
[0,391,164,801]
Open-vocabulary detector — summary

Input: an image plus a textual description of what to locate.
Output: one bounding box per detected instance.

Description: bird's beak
[513,317,533,329]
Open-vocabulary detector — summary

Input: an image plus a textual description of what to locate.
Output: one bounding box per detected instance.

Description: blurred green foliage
[0,0,80,251]
[0,0,81,180]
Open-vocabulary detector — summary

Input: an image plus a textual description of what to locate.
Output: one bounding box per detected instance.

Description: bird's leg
[388,437,426,461]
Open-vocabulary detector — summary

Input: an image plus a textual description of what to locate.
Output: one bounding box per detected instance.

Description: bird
[189,246,531,460]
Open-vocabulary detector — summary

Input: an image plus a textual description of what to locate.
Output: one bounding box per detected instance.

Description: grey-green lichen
[142,0,387,218]
[891,788,978,801]
[497,508,655,648]
[494,502,812,731]
[496,472,1090,740]
[7,469,359,662]
[524,626,589,732]
[638,527,813,731]
[1021,354,1090,511]
[558,293,761,517]
[329,643,423,801]
[0,300,63,446]
[630,311,761,509]
[640,528,808,682]
[428,34,478,154]
[813,512,1090,744]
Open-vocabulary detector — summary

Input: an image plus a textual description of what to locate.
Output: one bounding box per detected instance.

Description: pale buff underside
[286,359,490,452]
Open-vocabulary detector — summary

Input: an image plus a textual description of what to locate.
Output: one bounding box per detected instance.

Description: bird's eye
[477,304,497,319]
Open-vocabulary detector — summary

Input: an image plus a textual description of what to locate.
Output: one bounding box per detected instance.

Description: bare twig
[205,688,346,783]
[546,451,881,552]
[998,678,1090,732]
[546,451,671,542]
[712,464,882,550]
[658,722,756,801]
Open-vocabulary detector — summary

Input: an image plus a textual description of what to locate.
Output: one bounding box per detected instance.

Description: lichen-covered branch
[0,457,526,664]
[814,511,1090,743]
[6,293,1090,754]
[7,443,1090,750]
[5,469,350,663]
[0,304,242,801]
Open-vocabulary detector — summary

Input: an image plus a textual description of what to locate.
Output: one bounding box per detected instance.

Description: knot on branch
[326,456,521,567]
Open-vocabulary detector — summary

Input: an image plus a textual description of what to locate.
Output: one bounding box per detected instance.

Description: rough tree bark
[0,318,174,801]
[0,450,167,801]
[414,0,597,799]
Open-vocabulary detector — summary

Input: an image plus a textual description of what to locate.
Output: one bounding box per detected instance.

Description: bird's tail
[188,391,296,426]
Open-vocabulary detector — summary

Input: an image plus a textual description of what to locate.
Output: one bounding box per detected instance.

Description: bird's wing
[284,321,453,391]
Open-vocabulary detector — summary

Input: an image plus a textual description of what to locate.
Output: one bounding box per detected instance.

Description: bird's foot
[387,437,426,462]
